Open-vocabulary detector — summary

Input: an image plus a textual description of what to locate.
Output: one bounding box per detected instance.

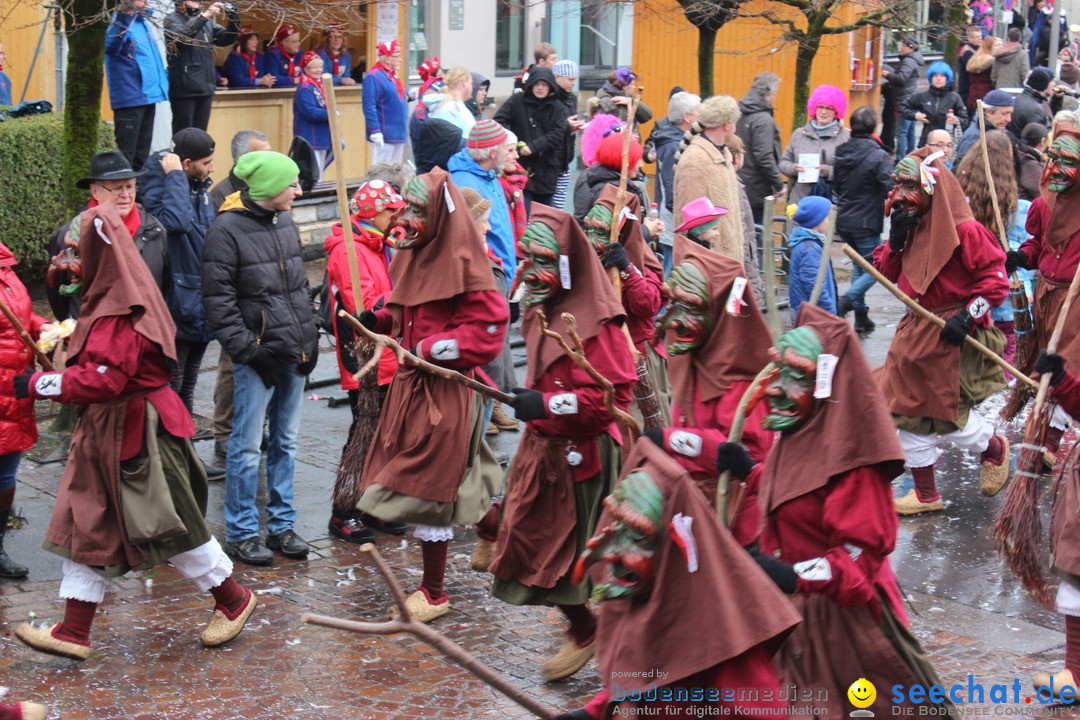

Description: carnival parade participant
[582,184,670,427]
[356,168,508,622]
[554,438,800,719]
[12,205,256,661]
[875,147,1010,514]
[717,304,950,715]
[489,204,638,682]
[648,235,775,544]
[324,180,405,544]
[1007,128,1080,466]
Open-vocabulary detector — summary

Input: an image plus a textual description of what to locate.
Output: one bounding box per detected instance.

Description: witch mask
[762,326,823,432]
[657,261,712,355]
[1044,135,1080,194]
[520,219,562,307]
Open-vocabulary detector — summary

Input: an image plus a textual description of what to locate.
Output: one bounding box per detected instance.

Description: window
[495,0,526,74]
[580,0,620,70]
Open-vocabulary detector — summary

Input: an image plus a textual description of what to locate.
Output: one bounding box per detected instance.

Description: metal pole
[1050,5,1062,76]
[53,4,63,111]
[19,4,57,105]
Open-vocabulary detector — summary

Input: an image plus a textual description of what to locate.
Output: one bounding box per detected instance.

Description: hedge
[0,113,114,281]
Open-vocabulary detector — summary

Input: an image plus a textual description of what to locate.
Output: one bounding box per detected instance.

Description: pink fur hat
[581,113,623,168]
[806,84,848,120]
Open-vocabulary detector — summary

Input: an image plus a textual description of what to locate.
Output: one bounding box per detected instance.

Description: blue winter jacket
[0,69,11,106]
[140,151,216,342]
[223,50,265,88]
[316,49,352,85]
[448,149,515,275]
[362,66,408,144]
[787,226,838,322]
[294,81,330,150]
[105,10,169,109]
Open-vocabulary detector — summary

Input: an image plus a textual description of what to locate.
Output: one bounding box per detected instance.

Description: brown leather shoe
[200,589,257,647]
[980,435,1010,497]
[491,402,521,431]
[471,538,496,572]
[541,637,595,682]
[14,622,90,661]
[894,488,944,516]
[388,589,449,623]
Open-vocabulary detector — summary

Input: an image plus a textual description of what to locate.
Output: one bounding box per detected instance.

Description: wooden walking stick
[0,295,54,371]
[535,309,640,443]
[842,244,1036,388]
[715,362,778,526]
[339,311,514,404]
[302,544,557,719]
[322,73,383,507]
[607,86,644,295]
[994,260,1080,608]
[761,195,782,340]
[974,99,1038,419]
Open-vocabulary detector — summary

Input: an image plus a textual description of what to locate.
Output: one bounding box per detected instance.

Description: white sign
[797,153,820,184]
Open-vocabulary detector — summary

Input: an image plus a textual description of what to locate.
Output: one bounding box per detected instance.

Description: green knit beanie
[235,151,300,201]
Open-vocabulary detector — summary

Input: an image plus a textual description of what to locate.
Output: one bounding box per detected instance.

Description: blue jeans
[225,363,305,542]
[0,452,21,492]
[896,116,916,159]
[842,235,883,311]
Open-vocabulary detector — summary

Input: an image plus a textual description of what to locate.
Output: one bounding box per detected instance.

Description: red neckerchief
[239,50,257,80]
[88,197,142,239]
[276,44,298,76]
[325,48,342,77]
[372,61,404,100]
[298,72,326,104]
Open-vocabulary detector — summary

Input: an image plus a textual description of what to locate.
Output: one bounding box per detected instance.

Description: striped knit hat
[552,59,579,78]
[467,119,508,150]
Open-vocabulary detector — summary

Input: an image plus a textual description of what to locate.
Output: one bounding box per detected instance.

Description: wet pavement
[3,252,1080,718]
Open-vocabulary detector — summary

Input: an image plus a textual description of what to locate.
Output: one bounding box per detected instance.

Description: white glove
[370,132,384,148]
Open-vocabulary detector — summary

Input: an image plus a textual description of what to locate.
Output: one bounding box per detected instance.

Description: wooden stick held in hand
[322,73,364,316]
[0,295,54,371]
[842,245,1036,388]
[338,310,514,403]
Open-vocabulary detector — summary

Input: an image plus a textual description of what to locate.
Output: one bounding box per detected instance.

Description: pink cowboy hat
[676,197,728,233]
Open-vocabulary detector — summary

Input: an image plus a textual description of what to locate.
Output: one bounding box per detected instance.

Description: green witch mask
[762,326,823,433]
[520,220,562,307]
[396,176,430,249]
[657,261,712,355]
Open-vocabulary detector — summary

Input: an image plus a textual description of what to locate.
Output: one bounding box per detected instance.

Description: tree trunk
[792,38,821,131]
[943,0,968,76]
[697,25,717,97]
[62,0,107,215]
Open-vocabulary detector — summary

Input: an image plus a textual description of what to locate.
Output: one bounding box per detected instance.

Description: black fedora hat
[76,151,146,189]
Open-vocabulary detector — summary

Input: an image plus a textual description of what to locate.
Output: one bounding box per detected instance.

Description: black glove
[1005,250,1029,275]
[509,387,547,422]
[601,242,631,272]
[509,301,520,325]
[750,550,798,594]
[888,210,917,252]
[939,309,975,345]
[298,350,319,377]
[357,309,378,331]
[643,428,664,447]
[247,348,285,389]
[554,712,593,720]
[716,441,757,480]
[1035,351,1067,387]
[13,372,32,399]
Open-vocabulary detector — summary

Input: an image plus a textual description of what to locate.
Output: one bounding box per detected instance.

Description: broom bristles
[994,405,1054,609]
[1000,382,1035,421]
[332,344,383,513]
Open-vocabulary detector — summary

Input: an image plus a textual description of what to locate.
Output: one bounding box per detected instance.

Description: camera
[1058,86,1080,98]
[221,2,235,12]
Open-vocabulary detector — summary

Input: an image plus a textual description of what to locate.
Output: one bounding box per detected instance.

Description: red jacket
[0,242,47,455]
[620,265,664,352]
[324,221,398,389]
[1019,197,1080,284]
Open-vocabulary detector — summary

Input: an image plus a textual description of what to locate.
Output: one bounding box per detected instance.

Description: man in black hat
[139,129,220,432]
[45,151,169,323]
[1008,66,1066,138]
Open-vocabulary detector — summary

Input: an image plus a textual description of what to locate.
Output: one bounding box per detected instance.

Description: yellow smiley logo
[847,678,876,709]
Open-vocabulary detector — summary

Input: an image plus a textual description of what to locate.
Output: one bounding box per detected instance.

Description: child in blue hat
[787,195,838,321]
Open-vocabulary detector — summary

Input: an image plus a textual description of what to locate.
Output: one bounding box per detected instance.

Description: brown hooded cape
[523,204,626,384]
[593,439,800,692]
[67,206,177,365]
[899,146,974,296]
[761,304,905,512]
[1039,127,1080,250]
[388,167,496,308]
[593,184,664,277]
[667,236,774,422]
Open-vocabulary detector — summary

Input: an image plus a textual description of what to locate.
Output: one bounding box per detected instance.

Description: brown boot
[491,402,521,431]
[541,636,595,682]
